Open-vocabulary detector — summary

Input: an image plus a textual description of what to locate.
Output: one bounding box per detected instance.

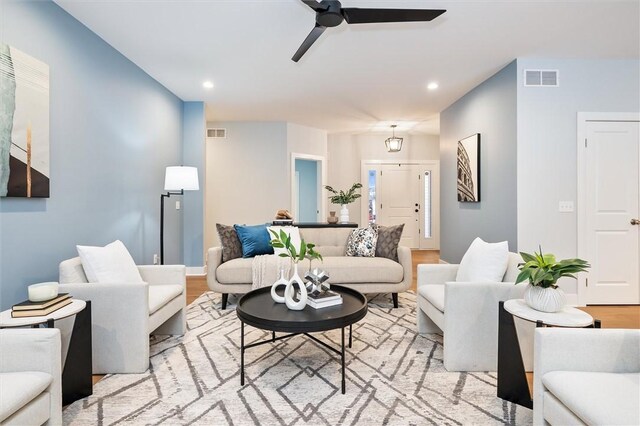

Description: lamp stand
[160,190,183,265]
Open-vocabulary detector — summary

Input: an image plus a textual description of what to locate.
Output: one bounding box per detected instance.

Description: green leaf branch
[515,246,590,289]
[269,229,323,265]
[324,183,362,205]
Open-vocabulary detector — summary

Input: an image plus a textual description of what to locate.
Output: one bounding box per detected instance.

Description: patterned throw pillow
[375,224,405,262]
[216,223,243,263]
[346,226,378,257]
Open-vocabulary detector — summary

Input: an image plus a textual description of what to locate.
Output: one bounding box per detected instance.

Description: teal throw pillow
[234,224,274,258]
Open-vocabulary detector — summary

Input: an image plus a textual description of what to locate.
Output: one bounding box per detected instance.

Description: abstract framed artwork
[0,44,50,198]
[457,133,480,202]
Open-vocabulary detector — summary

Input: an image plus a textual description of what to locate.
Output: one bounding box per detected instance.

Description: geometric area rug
[63,291,532,425]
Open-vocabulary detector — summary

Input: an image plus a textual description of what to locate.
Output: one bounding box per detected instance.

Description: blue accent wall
[182,102,205,267]
[295,159,318,222]
[440,61,518,262]
[0,0,184,308]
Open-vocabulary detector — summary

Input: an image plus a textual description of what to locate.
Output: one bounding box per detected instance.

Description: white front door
[585,120,639,304]
[378,164,421,248]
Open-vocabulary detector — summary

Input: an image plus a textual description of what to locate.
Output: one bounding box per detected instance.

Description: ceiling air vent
[207,128,226,139]
[524,69,559,87]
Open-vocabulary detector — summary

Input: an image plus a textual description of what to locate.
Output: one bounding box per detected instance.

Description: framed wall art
[0,44,50,198]
[457,133,480,202]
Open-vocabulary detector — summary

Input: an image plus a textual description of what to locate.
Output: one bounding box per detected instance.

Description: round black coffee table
[236,284,367,394]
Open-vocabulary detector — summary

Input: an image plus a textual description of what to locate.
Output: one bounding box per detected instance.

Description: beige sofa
[207,227,412,309]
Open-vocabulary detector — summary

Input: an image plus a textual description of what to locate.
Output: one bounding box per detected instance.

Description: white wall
[205,122,288,250]
[517,58,640,298]
[205,121,328,249]
[327,132,440,224]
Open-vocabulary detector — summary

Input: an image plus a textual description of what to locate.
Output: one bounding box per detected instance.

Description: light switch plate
[176,200,181,210]
[559,201,574,212]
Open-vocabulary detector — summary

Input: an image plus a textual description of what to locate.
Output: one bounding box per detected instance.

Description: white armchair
[534,328,640,426]
[416,253,530,371]
[59,257,186,374]
[0,328,62,426]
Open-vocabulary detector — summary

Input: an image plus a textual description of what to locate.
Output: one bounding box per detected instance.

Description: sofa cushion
[148,285,184,315]
[456,237,509,283]
[299,228,351,254]
[346,226,378,257]
[216,223,243,263]
[322,256,403,284]
[543,371,640,426]
[77,240,143,284]
[234,224,274,258]
[375,224,404,262]
[418,284,445,313]
[217,258,254,284]
[0,371,52,422]
[542,391,585,426]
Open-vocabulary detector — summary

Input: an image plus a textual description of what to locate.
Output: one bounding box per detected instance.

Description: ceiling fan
[292,0,446,62]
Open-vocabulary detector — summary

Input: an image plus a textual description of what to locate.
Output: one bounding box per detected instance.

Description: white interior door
[585,120,639,304]
[378,164,421,248]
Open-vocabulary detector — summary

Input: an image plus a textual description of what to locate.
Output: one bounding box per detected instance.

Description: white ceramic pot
[524,284,566,313]
[340,205,349,223]
[270,268,289,304]
[28,282,59,302]
[285,263,307,310]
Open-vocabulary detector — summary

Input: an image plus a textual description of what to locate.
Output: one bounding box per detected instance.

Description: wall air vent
[524,69,559,87]
[207,128,226,139]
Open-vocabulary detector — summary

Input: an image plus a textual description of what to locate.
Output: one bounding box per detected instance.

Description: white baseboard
[186,266,206,276]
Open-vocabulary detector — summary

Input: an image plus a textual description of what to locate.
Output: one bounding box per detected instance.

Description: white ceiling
[55,0,639,135]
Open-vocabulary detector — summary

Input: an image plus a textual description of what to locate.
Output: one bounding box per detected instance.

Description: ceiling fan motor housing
[316,1,344,27]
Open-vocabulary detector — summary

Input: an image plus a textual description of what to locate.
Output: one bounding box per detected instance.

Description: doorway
[361,161,440,249]
[291,153,326,222]
[577,113,640,305]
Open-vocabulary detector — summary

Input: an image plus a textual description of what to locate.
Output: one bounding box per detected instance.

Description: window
[424,171,431,238]
[368,169,377,224]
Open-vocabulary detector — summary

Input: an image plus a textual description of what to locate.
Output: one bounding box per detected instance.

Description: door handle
[632,218,640,225]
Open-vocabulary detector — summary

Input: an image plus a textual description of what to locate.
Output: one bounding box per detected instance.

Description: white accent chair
[0,328,62,426]
[59,258,187,374]
[416,253,529,371]
[534,328,640,426]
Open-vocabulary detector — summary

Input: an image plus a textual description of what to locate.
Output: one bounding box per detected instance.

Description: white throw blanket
[252,255,292,290]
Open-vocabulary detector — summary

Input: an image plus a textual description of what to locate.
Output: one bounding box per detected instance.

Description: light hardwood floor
[92,250,638,386]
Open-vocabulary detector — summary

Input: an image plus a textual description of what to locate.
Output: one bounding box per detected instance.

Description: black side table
[236,285,367,394]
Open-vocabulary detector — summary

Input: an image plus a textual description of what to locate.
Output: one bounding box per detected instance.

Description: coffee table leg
[240,321,245,386]
[349,324,352,348]
[272,331,275,342]
[341,327,346,394]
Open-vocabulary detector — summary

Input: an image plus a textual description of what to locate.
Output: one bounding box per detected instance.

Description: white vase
[285,263,307,310]
[270,268,289,304]
[524,285,566,313]
[340,205,349,223]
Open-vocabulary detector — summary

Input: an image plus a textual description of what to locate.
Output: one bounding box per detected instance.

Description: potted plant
[269,230,322,310]
[515,247,590,312]
[324,183,362,223]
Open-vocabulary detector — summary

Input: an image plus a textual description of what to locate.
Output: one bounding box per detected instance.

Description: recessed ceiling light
[427,82,439,90]
[203,81,214,89]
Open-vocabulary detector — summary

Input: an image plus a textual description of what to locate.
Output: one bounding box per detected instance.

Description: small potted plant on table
[516,247,590,312]
[324,183,362,223]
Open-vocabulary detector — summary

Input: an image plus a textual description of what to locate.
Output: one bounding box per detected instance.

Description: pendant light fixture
[385,124,403,152]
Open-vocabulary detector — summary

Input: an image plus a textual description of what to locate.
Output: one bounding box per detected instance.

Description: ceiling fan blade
[292,24,327,62]
[301,0,328,12]
[342,8,446,24]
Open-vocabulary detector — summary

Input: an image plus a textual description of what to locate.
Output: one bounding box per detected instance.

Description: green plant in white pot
[516,247,590,313]
[324,183,362,223]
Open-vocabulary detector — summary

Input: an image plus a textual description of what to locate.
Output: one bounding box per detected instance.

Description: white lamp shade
[164,166,199,191]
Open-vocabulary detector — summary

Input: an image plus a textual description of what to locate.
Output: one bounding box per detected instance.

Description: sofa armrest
[417,264,459,287]
[395,246,413,291]
[533,328,640,425]
[138,265,186,287]
[206,247,223,290]
[57,282,150,373]
[0,328,62,425]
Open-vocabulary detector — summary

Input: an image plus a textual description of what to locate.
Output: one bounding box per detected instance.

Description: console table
[497,299,600,409]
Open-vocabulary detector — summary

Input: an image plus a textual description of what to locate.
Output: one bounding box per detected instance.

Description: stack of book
[272,219,294,226]
[306,289,342,309]
[11,293,72,318]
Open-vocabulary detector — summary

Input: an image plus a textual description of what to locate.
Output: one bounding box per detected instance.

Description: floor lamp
[161,166,199,265]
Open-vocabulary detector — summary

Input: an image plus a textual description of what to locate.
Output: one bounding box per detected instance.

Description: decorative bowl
[28,282,59,302]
